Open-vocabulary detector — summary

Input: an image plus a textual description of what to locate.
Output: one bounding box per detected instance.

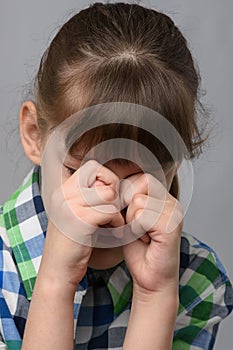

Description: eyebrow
[66,152,85,160]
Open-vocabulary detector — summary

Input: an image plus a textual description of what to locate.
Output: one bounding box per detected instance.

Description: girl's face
[19,101,179,270]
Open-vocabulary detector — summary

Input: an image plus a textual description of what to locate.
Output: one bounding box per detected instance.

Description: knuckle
[134,208,144,221]
[132,193,144,208]
[87,159,99,167]
[140,173,149,186]
[175,210,184,227]
[167,197,182,211]
[176,203,184,217]
[76,208,86,221]
[103,186,117,201]
[111,172,120,184]
[133,173,147,188]
[144,172,154,183]
[171,199,184,218]
[176,200,184,215]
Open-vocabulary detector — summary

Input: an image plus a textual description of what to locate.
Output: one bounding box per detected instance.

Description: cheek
[61,168,72,184]
[61,175,67,184]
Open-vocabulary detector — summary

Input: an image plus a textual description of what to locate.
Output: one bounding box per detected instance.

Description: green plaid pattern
[2,170,43,300]
[0,164,232,349]
[99,264,133,315]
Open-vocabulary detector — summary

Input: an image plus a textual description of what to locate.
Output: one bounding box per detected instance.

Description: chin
[88,246,124,270]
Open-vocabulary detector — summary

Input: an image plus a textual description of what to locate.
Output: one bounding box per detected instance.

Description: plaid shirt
[0,165,232,350]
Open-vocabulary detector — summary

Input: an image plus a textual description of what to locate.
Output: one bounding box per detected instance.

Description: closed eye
[64,165,77,176]
[124,171,142,179]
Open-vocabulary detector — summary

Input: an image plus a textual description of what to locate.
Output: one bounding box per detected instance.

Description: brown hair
[33,1,210,199]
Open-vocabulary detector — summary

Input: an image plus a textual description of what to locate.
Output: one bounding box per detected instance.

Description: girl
[0,2,232,350]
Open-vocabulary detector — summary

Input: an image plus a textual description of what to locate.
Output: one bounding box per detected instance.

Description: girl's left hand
[121,173,184,296]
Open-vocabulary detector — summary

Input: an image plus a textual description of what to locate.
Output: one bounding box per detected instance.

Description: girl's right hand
[37,160,124,293]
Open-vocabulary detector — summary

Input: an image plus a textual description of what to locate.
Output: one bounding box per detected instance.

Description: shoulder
[0,205,12,252]
[173,232,233,348]
[0,205,24,293]
[178,230,233,316]
[0,207,25,347]
[180,231,231,286]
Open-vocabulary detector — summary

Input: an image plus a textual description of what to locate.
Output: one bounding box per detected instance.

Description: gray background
[0,0,232,348]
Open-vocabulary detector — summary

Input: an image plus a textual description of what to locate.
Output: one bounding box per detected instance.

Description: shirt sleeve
[173,280,233,349]
[0,209,9,349]
[0,211,24,349]
[173,233,233,350]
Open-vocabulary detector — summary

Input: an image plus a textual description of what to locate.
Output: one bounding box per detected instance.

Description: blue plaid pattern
[0,165,232,349]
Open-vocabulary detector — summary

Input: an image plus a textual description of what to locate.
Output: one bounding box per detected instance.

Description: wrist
[132,283,179,310]
[35,268,80,301]
[123,285,178,350]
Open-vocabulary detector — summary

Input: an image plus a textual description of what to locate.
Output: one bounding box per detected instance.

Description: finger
[165,200,184,234]
[64,160,120,194]
[86,205,125,227]
[130,209,161,237]
[108,212,125,228]
[126,194,165,223]
[120,173,167,207]
[78,159,120,189]
[130,206,182,239]
[56,182,120,209]
[89,205,125,239]
[58,202,125,242]
[77,186,121,208]
[123,238,146,267]
[62,160,121,206]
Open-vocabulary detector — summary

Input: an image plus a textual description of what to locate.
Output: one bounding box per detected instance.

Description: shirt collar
[2,165,132,314]
[87,261,133,315]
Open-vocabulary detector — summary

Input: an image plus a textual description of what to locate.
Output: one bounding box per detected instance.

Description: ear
[20,101,43,165]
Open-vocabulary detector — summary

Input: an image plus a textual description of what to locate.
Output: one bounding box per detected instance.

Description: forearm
[123,290,179,350]
[21,275,76,350]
